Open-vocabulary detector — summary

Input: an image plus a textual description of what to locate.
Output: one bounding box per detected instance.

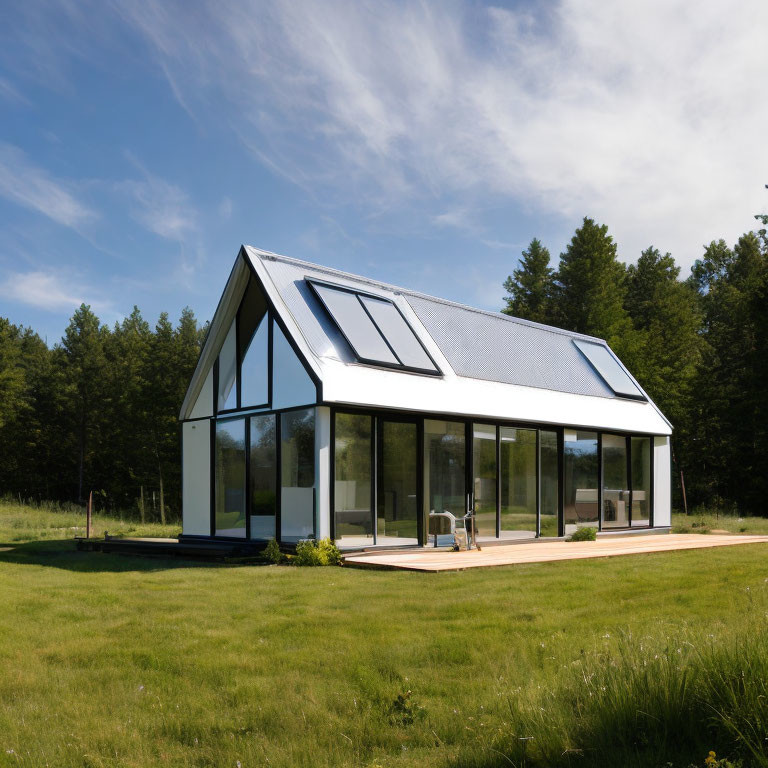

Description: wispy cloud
[118,0,768,265]
[0,76,28,104]
[118,172,197,242]
[0,142,96,229]
[0,270,111,313]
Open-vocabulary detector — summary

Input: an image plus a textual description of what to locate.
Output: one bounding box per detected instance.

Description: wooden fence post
[86,490,92,539]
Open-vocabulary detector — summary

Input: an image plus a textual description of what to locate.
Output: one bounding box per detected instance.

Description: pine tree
[502,238,554,323]
[551,218,642,368]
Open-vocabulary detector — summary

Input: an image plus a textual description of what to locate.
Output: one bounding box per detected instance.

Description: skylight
[572,340,645,400]
[308,280,440,375]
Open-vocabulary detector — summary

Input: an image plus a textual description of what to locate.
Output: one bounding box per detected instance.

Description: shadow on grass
[0,538,253,573]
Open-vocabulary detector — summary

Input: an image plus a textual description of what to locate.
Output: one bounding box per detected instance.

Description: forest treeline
[0,306,206,519]
[1,209,767,518]
[503,214,768,513]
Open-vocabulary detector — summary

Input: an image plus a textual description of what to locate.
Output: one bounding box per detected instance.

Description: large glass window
[631,436,651,527]
[250,414,276,539]
[539,430,559,537]
[334,413,373,543]
[424,420,466,521]
[602,434,629,528]
[215,419,246,537]
[239,276,269,408]
[217,320,238,411]
[473,424,497,538]
[272,322,316,410]
[281,408,316,541]
[378,421,418,544]
[500,427,537,539]
[564,430,598,534]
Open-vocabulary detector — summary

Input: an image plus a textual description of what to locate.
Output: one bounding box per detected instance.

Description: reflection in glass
[215,418,246,537]
[217,320,238,411]
[539,430,559,537]
[500,427,537,538]
[602,434,629,528]
[281,408,316,541]
[272,321,316,410]
[239,275,269,407]
[564,430,598,534]
[424,420,466,520]
[250,414,276,539]
[378,421,418,544]
[334,413,373,542]
[473,424,497,537]
[631,436,651,526]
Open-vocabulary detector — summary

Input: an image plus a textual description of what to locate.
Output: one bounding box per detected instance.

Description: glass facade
[631,436,652,526]
[249,414,276,539]
[473,424,497,537]
[214,419,246,537]
[239,275,269,408]
[424,420,466,520]
[333,413,373,542]
[539,430,559,537]
[602,434,629,528]
[500,427,537,538]
[217,320,238,411]
[378,421,418,544]
[280,408,316,541]
[564,430,599,534]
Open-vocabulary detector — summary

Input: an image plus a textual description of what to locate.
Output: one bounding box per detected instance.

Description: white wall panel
[653,436,672,527]
[189,369,214,420]
[315,406,331,539]
[183,420,211,536]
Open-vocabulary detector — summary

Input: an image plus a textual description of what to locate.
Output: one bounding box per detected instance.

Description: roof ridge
[245,246,607,344]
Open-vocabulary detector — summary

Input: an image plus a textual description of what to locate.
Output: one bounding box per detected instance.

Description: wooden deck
[343,533,768,572]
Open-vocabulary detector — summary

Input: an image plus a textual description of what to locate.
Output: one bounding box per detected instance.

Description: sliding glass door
[472,424,497,537]
[499,427,537,539]
[377,420,419,545]
[602,434,630,529]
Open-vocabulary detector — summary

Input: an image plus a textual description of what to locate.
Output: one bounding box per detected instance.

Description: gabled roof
[180,246,672,435]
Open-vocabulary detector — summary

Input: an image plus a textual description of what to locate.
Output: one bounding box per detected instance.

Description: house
[179,246,672,549]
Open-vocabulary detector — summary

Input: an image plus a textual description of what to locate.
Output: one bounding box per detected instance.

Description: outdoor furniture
[428,510,469,549]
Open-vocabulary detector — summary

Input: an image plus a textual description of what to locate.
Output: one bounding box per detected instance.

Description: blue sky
[1,0,766,344]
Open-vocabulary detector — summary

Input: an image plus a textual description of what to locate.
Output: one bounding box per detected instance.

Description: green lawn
[1,502,768,767]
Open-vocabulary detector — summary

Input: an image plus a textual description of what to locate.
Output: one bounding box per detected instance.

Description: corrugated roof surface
[251,249,631,400]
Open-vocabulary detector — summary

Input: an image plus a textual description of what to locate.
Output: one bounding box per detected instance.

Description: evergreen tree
[551,218,643,368]
[502,238,554,323]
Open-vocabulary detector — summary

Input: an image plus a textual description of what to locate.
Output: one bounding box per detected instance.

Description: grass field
[1,502,768,767]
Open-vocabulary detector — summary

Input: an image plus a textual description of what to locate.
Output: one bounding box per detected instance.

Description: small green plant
[568,526,597,542]
[263,538,285,564]
[701,750,742,768]
[293,537,342,566]
[388,690,425,726]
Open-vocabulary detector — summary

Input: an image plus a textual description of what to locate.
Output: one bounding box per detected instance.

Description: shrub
[293,537,342,567]
[568,526,597,542]
[263,538,285,564]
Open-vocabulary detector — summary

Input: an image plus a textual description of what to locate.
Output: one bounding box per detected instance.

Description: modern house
[180,246,672,549]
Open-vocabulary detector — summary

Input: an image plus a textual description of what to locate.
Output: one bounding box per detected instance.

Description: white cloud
[119,173,197,241]
[122,0,768,265]
[0,142,96,229]
[0,270,110,313]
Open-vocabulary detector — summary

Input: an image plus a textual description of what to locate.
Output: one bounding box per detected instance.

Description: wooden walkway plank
[343,534,768,572]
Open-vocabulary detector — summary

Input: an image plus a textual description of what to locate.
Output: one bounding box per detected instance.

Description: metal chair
[428,510,470,549]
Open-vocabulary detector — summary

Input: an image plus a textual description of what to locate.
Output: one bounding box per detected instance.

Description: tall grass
[0,497,181,542]
[458,599,768,767]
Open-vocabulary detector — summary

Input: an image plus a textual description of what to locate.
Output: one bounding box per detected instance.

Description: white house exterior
[179,246,672,549]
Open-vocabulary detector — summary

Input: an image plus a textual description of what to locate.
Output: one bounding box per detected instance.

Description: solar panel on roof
[308,280,440,375]
[310,282,399,365]
[572,340,645,400]
[358,295,437,372]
